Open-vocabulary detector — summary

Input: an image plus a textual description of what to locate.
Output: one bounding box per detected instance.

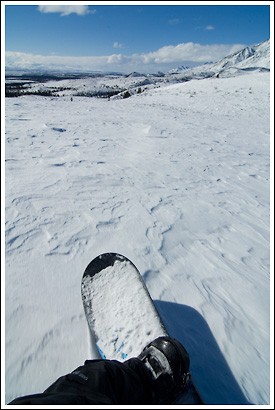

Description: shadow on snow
[154,300,251,405]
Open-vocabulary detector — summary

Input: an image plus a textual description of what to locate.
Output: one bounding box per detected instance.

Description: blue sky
[4,2,271,73]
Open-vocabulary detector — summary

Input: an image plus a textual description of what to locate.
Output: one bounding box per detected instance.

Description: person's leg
[52,358,154,404]
[9,337,190,405]
[9,358,154,405]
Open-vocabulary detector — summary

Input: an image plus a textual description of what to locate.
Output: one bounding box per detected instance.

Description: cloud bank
[5,42,245,74]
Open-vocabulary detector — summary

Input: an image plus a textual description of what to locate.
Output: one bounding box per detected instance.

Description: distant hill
[5,39,270,99]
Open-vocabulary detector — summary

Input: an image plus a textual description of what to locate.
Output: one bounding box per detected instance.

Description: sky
[3,2,272,73]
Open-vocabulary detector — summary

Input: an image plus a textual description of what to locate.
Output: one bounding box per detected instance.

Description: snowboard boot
[137,336,190,404]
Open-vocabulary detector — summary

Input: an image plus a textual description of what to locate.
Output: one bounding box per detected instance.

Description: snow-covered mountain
[204,38,270,73]
[5,39,270,100]
[167,65,190,74]
[169,39,270,80]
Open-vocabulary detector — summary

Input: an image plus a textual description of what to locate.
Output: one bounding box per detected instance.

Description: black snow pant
[8,358,154,405]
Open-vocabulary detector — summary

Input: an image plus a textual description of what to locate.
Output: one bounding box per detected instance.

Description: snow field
[5,71,270,404]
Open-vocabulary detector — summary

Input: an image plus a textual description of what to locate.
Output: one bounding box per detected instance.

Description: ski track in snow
[5,72,270,404]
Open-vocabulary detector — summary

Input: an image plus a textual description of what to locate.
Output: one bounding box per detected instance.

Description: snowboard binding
[138,336,191,404]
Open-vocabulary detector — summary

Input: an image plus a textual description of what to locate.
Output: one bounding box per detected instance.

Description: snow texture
[82,258,166,360]
[4,57,271,404]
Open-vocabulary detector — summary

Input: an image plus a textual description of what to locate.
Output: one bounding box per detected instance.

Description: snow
[82,257,166,360]
[4,69,271,405]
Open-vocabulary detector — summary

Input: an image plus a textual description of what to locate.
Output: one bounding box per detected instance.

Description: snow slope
[4,71,270,405]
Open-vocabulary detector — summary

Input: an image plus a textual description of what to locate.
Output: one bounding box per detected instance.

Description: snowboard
[81,252,204,404]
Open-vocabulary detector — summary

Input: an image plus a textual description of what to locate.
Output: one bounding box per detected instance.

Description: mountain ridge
[5,39,270,80]
[169,39,270,80]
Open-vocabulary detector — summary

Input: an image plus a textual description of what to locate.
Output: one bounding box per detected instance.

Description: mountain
[208,38,270,73]
[168,39,270,80]
[5,39,270,99]
[167,65,190,74]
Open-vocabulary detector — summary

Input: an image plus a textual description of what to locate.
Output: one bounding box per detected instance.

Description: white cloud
[5,42,246,73]
[38,5,94,16]
[205,25,215,30]
[107,54,127,64]
[5,51,108,72]
[136,42,244,65]
[113,42,124,49]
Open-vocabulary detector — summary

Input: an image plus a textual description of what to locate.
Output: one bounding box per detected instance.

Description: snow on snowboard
[81,253,204,404]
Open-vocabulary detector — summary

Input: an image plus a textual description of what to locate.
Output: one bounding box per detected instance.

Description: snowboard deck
[81,253,204,405]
